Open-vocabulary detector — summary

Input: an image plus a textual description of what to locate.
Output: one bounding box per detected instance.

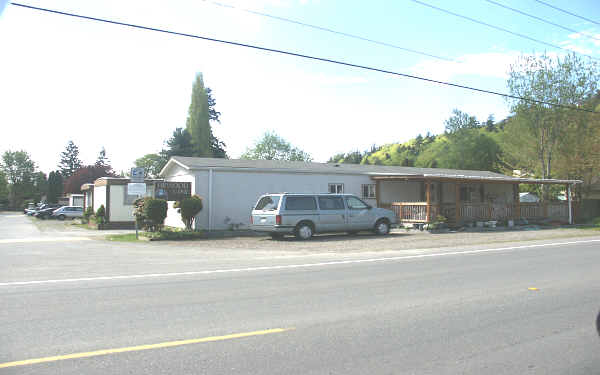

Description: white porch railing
[388,202,571,223]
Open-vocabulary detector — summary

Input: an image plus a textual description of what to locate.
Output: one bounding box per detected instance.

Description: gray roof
[164,156,580,184]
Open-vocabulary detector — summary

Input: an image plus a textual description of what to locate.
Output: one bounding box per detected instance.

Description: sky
[1,0,599,174]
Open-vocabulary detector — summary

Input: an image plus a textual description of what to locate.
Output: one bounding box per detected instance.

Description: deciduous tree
[241,131,312,161]
[64,165,115,194]
[135,153,167,178]
[506,52,600,199]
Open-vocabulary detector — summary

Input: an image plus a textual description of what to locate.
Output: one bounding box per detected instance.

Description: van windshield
[255,196,280,210]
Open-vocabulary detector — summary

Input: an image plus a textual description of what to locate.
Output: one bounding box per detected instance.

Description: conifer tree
[58,141,82,178]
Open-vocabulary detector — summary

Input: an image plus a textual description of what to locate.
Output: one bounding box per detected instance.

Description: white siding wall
[93,186,106,213]
[109,185,133,222]
[182,170,375,231]
[164,166,198,229]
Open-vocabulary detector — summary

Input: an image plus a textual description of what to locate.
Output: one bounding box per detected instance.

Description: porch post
[425,180,431,222]
[438,182,443,219]
[513,184,520,221]
[455,182,461,224]
[567,184,572,225]
[375,180,381,208]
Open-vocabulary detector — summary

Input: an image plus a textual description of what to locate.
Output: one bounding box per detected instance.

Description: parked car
[250,193,397,240]
[51,206,84,220]
[33,204,63,219]
[23,202,36,214]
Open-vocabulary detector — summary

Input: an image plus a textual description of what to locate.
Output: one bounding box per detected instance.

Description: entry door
[345,196,374,230]
[317,196,347,231]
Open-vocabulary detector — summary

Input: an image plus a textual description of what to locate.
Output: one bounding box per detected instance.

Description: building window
[361,184,376,199]
[328,183,344,194]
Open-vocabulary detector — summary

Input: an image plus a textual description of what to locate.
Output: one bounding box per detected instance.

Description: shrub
[96,205,106,224]
[133,197,167,232]
[83,207,94,223]
[133,197,151,227]
[145,199,168,231]
[176,195,203,230]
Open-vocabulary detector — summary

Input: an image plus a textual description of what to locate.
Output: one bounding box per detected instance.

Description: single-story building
[159,157,581,230]
[81,177,162,229]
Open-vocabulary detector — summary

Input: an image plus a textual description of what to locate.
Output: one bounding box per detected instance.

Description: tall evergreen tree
[58,140,82,178]
[186,73,213,157]
[47,171,63,204]
[183,73,227,158]
[95,147,110,168]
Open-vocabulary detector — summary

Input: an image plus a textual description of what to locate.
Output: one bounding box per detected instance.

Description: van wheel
[58,215,66,221]
[270,233,284,240]
[374,219,390,235]
[295,222,313,240]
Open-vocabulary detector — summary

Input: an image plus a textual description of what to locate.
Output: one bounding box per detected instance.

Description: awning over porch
[370,173,582,225]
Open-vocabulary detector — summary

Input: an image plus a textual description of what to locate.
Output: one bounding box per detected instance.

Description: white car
[51,206,84,220]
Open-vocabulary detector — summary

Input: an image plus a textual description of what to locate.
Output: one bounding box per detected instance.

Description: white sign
[130,167,145,183]
[127,183,147,196]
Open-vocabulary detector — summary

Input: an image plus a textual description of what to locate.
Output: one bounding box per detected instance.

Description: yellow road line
[0,328,293,369]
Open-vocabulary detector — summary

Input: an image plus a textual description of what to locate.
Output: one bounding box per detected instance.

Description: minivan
[250,193,397,240]
[51,206,84,220]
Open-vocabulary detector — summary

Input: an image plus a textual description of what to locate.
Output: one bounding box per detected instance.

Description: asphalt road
[1,213,600,374]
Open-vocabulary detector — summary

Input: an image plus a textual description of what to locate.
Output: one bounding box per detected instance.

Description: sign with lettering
[130,167,145,183]
[127,183,146,196]
[154,181,191,201]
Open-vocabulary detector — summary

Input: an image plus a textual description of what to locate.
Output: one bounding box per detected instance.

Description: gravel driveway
[167,227,600,254]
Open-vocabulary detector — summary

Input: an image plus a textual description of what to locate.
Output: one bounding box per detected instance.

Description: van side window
[345,196,369,209]
[285,196,317,210]
[318,196,344,210]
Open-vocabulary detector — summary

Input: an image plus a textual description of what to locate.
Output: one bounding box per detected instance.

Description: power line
[531,0,600,27]
[409,0,600,61]
[9,2,599,114]
[203,0,458,63]
[484,0,600,43]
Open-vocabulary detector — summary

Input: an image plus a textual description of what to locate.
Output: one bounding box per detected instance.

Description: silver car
[51,206,84,220]
[250,193,397,240]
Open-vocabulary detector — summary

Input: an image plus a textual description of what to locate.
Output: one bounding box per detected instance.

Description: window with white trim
[361,184,376,199]
[328,183,344,194]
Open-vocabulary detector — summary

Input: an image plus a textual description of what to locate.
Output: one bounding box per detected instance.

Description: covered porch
[372,174,579,226]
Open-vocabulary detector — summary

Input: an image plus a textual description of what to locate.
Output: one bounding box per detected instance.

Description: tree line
[329,53,600,201]
[0,143,115,209]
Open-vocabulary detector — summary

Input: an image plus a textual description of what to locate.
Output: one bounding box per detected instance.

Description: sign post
[129,167,145,240]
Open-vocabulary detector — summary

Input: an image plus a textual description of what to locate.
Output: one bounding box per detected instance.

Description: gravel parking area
[9,213,599,255]
[167,227,600,254]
